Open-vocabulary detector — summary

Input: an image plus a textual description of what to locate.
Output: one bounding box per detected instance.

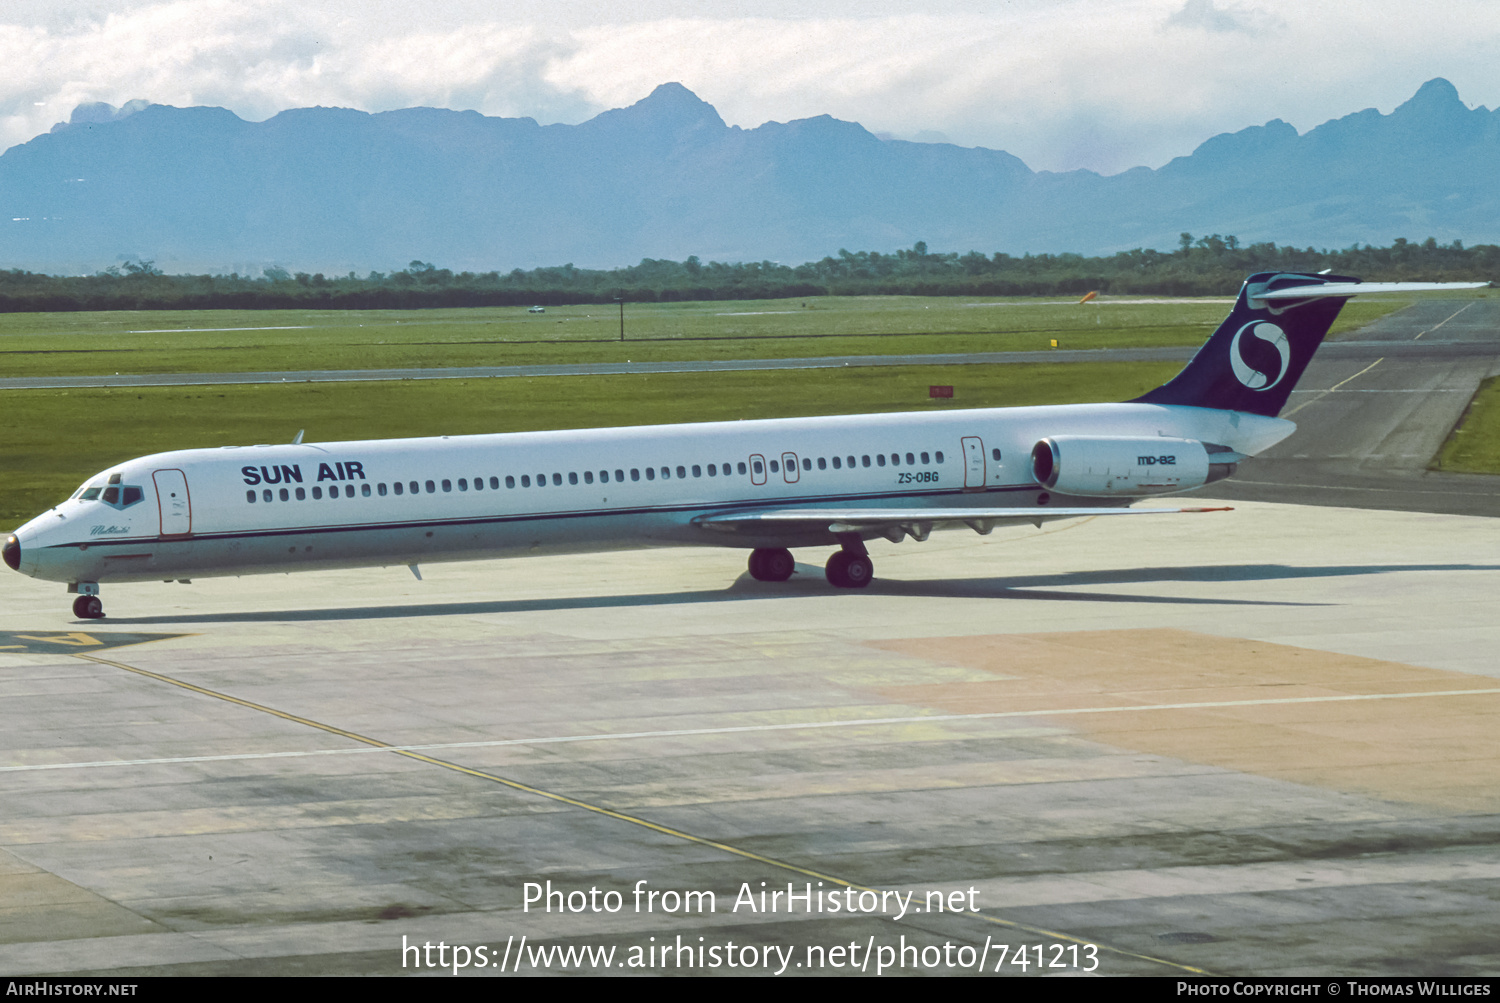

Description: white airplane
[4,272,1484,619]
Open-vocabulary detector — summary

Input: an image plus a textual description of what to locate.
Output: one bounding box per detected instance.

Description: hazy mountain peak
[584,82,727,135]
[1397,77,1463,114]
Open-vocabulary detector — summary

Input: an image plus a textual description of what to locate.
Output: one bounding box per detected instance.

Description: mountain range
[2,78,1496,274]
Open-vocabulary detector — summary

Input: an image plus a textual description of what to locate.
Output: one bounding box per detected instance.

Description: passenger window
[991,448,1002,461]
[802,458,811,471]
[392,483,401,496]
[246,490,256,503]
[676,466,686,479]
[458,478,468,491]
[862,455,871,467]
[847,456,856,468]
[442,479,452,492]
[615,469,624,482]
[552,473,562,486]
[646,468,655,481]
[707,464,717,476]
[521,475,531,487]
[536,473,546,487]
[263,489,273,502]
[659,467,670,480]
[769,460,779,473]
[584,471,594,484]
[889,453,898,466]
[426,480,436,493]
[280,488,290,501]
[362,483,372,497]
[377,484,386,496]
[314,486,324,499]
[472,477,482,491]
[817,457,826,470]
[921,452,930,465]
[569,472,579,485]
[632,469,641,481]
[876,455,886,467]
[506,476,515,488]
[935,451,945,463]
[297,487,307,500]
[490,476,500,489]
[345,484,356,498]
[691,465,701,478]
[831,456,841,469]
[906,453,915,465]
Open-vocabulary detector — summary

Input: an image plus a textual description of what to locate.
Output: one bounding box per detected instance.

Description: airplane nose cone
[2,534,18,572]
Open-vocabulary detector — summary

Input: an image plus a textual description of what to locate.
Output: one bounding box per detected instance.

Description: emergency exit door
[961,437,986,490]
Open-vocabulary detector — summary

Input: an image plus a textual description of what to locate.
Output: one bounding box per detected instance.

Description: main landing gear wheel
[72,595,104,620]
[825,551,874,589]
[747,548,795,582]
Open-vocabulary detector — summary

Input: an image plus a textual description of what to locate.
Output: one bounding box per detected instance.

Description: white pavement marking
[6,686,1499,774]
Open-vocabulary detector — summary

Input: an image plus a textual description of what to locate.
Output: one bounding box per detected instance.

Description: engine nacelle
[1030,436,1241,497]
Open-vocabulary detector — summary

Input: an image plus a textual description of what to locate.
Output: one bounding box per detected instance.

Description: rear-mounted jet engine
[1030,435,1244,497]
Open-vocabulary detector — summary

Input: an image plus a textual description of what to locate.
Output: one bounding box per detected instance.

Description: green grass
[0,296,1257,377]
[1434,375,1500,474]
[0,360,1180,527]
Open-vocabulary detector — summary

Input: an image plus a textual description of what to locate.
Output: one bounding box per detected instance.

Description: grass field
[1434,375,1500,475]
[0,360,1182,527]
[0,295,1402,377]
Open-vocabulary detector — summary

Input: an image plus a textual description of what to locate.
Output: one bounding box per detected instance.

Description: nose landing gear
[69,582,104,619]
[72,595,104,619]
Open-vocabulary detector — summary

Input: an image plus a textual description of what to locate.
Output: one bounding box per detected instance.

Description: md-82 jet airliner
[4,272,1484,619]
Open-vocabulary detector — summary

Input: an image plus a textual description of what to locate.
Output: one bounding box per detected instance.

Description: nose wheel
[72,595,104,619]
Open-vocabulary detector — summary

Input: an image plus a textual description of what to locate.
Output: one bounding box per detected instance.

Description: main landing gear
[746,545,874,589]
[70,583,104,620]
[747,548,795,582]
[824,549,874,589]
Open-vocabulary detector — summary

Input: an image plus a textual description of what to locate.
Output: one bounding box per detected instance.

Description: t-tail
[1133,271,1360,417]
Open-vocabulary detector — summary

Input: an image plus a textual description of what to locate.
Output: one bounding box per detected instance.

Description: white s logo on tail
[1229,321,1290,390]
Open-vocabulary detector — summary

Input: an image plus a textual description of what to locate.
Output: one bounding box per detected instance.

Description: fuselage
[8,402,1290,587]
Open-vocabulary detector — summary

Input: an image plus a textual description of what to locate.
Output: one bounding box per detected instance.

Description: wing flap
[694,505,1230,540]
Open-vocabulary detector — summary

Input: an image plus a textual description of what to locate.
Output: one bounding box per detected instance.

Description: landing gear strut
[825,539,874,589]
[72,594,104,619]
[748,548,795,582]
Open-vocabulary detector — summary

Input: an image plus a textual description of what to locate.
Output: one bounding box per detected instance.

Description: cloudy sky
[2,0,1497,175]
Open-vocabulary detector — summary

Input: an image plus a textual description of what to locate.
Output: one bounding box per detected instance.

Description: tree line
[1,235,1494,312]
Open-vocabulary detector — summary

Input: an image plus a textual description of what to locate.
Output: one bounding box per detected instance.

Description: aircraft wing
[693,505,1229,542]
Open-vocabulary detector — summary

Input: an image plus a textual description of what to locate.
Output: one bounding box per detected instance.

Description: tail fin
[1133,271,1358,417]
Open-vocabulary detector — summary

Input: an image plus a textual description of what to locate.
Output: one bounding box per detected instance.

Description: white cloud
[2,0,1498,174]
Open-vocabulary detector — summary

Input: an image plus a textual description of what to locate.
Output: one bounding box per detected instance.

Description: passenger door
[153,469,193,536]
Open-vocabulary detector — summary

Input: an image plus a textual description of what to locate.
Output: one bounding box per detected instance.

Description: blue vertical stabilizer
[1132,271,1360,417]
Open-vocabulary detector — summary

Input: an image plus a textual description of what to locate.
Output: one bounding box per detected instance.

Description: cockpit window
[85,483,146,510]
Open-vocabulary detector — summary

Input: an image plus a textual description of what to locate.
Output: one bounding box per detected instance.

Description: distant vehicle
[3,273,1485,619]
[528,305,545,314]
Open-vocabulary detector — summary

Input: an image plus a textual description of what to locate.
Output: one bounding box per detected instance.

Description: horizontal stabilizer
[1256,281,1489,301]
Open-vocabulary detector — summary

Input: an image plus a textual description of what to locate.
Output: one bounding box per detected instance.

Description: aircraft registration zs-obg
[3,272,1481,619]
